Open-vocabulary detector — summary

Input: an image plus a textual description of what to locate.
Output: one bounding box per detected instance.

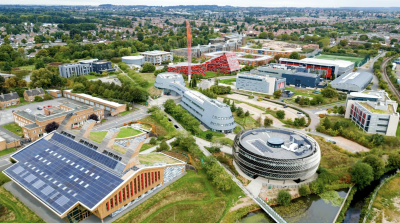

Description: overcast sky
[5,0,400,8]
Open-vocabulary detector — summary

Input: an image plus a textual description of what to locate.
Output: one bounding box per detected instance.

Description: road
[0,98,66,126]
[357,52,386,91]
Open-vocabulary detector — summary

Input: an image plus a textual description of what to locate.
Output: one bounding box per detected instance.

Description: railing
[254,197,287,223]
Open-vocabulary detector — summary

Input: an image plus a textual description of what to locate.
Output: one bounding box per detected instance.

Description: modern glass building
[232,128,320,181]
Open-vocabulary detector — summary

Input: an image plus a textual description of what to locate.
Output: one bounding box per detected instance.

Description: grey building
[282,72,320,88]
[330,71,373,92]
[345,90,399,136]
[140,51,173,65]
[121,56,145,66]
[233,128,321,180]
[155,72,236,133]
[236,73,285,94]
[58,59,114,78]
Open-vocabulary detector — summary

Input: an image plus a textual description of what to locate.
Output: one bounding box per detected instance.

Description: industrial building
[167,52,240,76]
[204,51,273,66]
[121,56,145,67]
[139,51,173,65]
[329,71,373,92]
[155,72,236,133]
[63,90,126,116]
[3,118,186,223]
[279,58,355,79]
[235,73,285,94]
[344,90,399,136]
[58,59,114,78]
[232,128,321,181]
[282,72,320,88]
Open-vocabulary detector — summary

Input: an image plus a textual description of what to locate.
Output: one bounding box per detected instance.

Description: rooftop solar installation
[4,137,124,215]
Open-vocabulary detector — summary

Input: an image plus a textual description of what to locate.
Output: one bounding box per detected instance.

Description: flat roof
[158,72,183,79]
[301,58,354,68]
[140,50,171,55]
[64,90,124,108]
[240,129,314,159]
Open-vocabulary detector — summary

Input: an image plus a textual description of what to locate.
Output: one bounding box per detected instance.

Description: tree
[289,52,300,59]
[273,90,282,99]
[277,190,291,206]
[258,32,268,39]
[299,184,311,196]
[388,153,400,169]
[205,133,213,140]
[310,180,326,194]
[88,113,99,121]
[2,61,12,72]
[35,60,45,69]
[245,110,250,117]
[231,101,236,112]
[149,137,157,145]
[137,32,144,41]
[264,117,273,127]
[322,117,332,130]
[156,140,170,152]
[363,155,385,180]
[276,110,285,119]
[45,121,59,133]
[142,62,155,73]
[351,162,374,189]
[369,134,384,146]
[321,86,338,98]
[34,96,43,102]
[30,68,54,88]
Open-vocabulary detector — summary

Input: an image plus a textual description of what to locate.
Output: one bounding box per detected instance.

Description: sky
[4,0,400,8]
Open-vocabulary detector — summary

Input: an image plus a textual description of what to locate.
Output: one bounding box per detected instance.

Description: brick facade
[0,92,20,109]
[24,87,45,102]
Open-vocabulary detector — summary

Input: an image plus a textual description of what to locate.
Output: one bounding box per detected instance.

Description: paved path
[93,106,149,131]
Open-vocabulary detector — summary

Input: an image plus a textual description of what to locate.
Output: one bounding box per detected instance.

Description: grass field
[0,148,16,157]
[316,55,364,63]
[219,78,236,85]
[3,123,23,137]
[6,97,30,110]
[371,175,400,222]
[114,170,243,223]
[118,110,134,116]
[116,127,143,138]
[89,131,107,143]
[85,75,101,80]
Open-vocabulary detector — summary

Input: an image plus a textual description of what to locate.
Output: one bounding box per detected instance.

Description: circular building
[121,56,145,66]
[232,128,320,181]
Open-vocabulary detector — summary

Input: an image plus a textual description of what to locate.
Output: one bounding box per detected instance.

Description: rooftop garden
[116,127,143,138]
[89,131,107,143]
[359,102,389,114]
[138,154,180,166]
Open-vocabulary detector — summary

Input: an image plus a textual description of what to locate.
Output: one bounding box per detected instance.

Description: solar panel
[251,140,273,153]
[4,138,124,215]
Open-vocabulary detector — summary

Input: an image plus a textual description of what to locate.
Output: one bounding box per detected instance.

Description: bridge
[252,197,288,223]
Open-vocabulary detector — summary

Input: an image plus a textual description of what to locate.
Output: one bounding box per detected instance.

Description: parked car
[37,107,42,110]
[283,105,288,108]
[297,111,303,114]
[327,139,336,144]
[47,105,52,107]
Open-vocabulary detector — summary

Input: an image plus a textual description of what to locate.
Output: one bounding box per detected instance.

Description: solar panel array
[251,140,273,153]
[4,138,123,215]
[51,133,121,172]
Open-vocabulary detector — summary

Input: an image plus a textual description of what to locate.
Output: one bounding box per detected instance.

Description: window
[119,191,122,203]
[39,129,42,132]
[106,202,109,211]
[152,172,154,184]
[141,174,144,190]
[110,198,113,208]
[145,173,147,188]
[115,195,118,206]
[148,173,151,185]
[33,130,36,133]
[134,178,137,194]
[158,171,160,180]
[123,188,126,201]
[126,185,129,198]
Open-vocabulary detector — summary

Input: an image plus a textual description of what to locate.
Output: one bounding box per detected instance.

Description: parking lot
[0,98,66,126]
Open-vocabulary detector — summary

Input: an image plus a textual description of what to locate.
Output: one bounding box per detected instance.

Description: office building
[232,128,321,181]
[204,51,273,66]
[238,46,293,57]
[345,90,399,136]
[155,72,236,133]
[236,73,285,94]
[139,51,173,65]
[58,59,114,78]
[282,72,320,88]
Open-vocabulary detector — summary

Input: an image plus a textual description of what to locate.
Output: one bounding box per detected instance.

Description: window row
[212,115,233,120]
[106,171,161,211]
[210,121,235,127]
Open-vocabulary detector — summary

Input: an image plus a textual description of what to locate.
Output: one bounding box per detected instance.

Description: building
[155,72,236,133]
[24,88,45,102]
[345,90,399,136]
[233,128,320,181]
[282,72,320,88]
[0,135,20,151]
[167,52,240,76]
[330,71,373,92]
[0,72,16,80]
[204,51,273,66]
[13,102,104,141]
[302,44,320,49]
[139,51,173,65]
[0,92,20,109]
[58,59,114,78]
[63,90,126,116]
[236,73,285,94]
[3,119,186,222]
[238,46,293,57]
[121,56,145,67]
[279,58,355,78]
[47,90,62,98]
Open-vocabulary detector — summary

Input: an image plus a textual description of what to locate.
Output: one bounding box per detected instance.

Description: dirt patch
[331,136,370,152]
[230,197,256,212]
[162,151,188,162]
[259,186,300,205]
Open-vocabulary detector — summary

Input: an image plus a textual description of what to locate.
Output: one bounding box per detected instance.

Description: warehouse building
[155,72,236,133]
[63,90,126,116]
[139,51,173,65]
[345,90,399,136]
[233,128,320,181]
[236,73,285,94]
[58,59,114,78]
[330,71,373,92]
[279,58,354,79]
[3,119,186,222]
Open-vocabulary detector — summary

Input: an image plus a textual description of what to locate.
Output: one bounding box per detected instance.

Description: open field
[114,170,243,223]
[316,55,364,63]
[371,175,400,223]
[139,116,176,139]
[89,131,107,143]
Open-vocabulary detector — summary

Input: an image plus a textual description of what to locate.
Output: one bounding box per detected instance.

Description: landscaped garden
[3,123,23,137]
[116,127,143,138]
[89,131,107,143]
[219,78,236,85]
[138,154,180,165]
[0,148,16,157]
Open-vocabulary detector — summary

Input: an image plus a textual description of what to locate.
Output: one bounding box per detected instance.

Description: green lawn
[3,123,23,137]
[219,78,236,85]
[114,170,243,223]
[0,148,16,157]
[85,75,101,80]
[0,173,45,222]
[118,110,134,116]
[316,55,364,63]
[285,87,315,98]
[140,142,158,152]
[89,131,107,143]
[6,97,30,109]
[116,127,143,138]
[16,64,35,71]
[205,71,218,78]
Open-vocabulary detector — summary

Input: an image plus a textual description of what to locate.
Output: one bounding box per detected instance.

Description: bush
[156,140,170,152]
[299,185,311,196]
[45,121,59,133]
[276,110,285,119]
[363,155,385,180]
[277,190,292,206]
[264,117,273,126]
[34,96,44,102]
[310,180,326,194]
[141,62,156,73]
[207,146,221,153]
[149,137,157,145]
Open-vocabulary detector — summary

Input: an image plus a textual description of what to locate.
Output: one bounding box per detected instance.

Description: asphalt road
[93,106,150,131]
[0,98,66,126]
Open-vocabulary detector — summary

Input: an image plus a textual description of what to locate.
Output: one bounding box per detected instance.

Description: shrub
[276,110,285,119]
[363,155,385,180]
[264,117,273,126]
[141,62,156,73]
[277,190,291,206]
[248,95,254,99]
[205,133,213,140]
[319,114,325,118]
[45,121,59,133]
[34,96,44,102]
[299,185,311,196]
[149,137,157,145]
[310,180,326,194]
[156,140,170,152]
[257,98,263,101]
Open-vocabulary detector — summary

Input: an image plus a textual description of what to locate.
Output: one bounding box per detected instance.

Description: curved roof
[330,72,373,90]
